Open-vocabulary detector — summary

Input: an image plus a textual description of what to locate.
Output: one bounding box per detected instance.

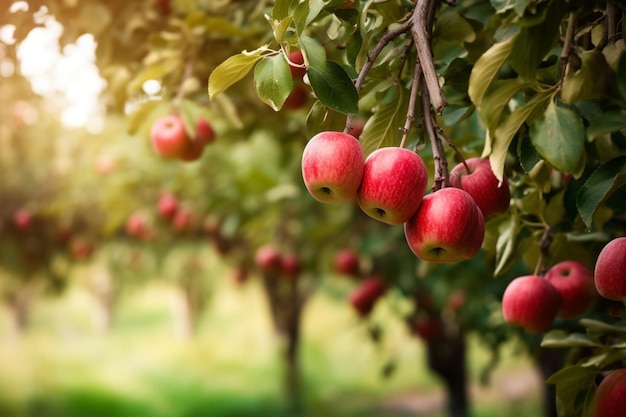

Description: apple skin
[594,237,626,301]
[357,147,428,225]
[284,83,309,110]
[195,117,215,145]
[349,275,386,317]
[404,187,485,263]
[280,254,302,278]
[288,51,307,80]
[150,115,189,158]
[301,131,365,203]
[255,245,282,273]
[333,249,360,277]
[157,192,179,219]
[501,275,562,334]
[545,260,597,319]
[590,369,626,417]
[449,157,510,219]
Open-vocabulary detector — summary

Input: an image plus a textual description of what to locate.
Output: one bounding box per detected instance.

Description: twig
[173,57,196,112]
[344,18,413,134]
[559,12,577,88]
[399,56,422,148]
[607,1,618,43]
[422,82,448,190]
[411,0,447,114]
[437,127,468,172]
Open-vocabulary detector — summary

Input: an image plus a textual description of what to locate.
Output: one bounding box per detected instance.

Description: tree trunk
[425,329,469,417]
[172,285,198,339]
[536,348,564,417]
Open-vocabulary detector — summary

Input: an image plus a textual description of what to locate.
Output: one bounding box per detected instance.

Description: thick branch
[411,0,447,114]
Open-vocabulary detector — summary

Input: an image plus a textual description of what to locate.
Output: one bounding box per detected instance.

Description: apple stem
[422,85,449,190]
[534,226,553,276]
[437,127,470,173]
[172,56,196,114]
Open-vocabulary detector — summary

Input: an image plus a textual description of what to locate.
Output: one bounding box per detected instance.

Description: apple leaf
[580,318,626,335]
[561,50,611,104]
[299,35,326,70]
[126,99,164,135]
[208,48,267,100]
[486,92,551,184]
[272,0,292,20]
[530,100,585,174]
[576,156,626,229]
[468,36,515,108]
[587,111,626,140]
[127,57,181,96]
[494,213,519,276]
[618,52,626,101]
[305,100,347,138]
[541,330,602,349]
[253,54,293,111]
[293,0,325,35]
[307,60,359,115]
[479,78,525,132]
[359,86,408,157]
[434,9,476,44]
[545,364,598,417]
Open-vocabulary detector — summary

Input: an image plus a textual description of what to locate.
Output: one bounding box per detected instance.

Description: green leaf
[618,52,626,101]
[359,86,408,157]
[469,36,515,107]
[126,100,163,135]
[541,330,602,349]
[272,0,293,20]
[267,16,293,44]
[299,35,326,69]
[517,136,540,173]
[127,58,181,96]
[254,54,293,111]
[293,0,325,35]
[587,112,626,140]
[530,100,585,174]
[561,50,611,104]
[486,93,551,184]
[509,1,566,80]
[308,60,359,115]
[434,9,476,44]
[479,78,525,131]
[208,49,267,100]
[305,101,347,138]
[545,364,598,415]
[576,156,626,229]
[580,318,626,334]
[494,213,519,276]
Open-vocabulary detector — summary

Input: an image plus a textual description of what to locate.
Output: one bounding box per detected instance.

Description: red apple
[280,253,302,278]
[411,317,444,341]
[591,369,626,417]
[404,187,484,263]
[179,137,205,162]
[125,212,151,239]
[301,131,365,203]
[284,83,309,110]
[501,275,561,334]
[349,275,386,316]
[150,115,188,158]
[70,237,95,261]
[545,260,597,319]
[12,209,32,230]
[157,192,179,219]
[333,249,360,277]
[357,147,428,225]
[449,157,510,219]
[255,245,282,273]
[348,117,365,140]
[171,208,195,233]
[594,237,626,301]
[195,117,215,145]
[288,51,306,80]
[341,0,355,8]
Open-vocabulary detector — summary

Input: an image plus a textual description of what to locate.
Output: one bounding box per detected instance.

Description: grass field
[0,267,544,417]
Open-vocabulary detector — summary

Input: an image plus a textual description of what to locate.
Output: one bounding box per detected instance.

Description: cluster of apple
[301,131,510,263]
[254,244,302,279]
[150,115,215,162]
[502,260,597,333]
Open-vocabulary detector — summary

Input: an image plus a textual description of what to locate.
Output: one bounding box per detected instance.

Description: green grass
[0,273,543,417]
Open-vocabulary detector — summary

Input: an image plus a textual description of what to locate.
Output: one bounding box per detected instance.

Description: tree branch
[559,12,577,87]
[422,82,448,190]
[399,56,422,148]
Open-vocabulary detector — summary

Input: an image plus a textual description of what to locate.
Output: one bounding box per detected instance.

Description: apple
[545,260,597,319]
[288,51,306,80]
[411,317,444,341]
[70,237,94,261]
[404,187,484,263]
[357,147,428,225]
[195,117,215,145]
[301,131,365,203]
[590,369,626,417]
[594,237,626,301]
[171,207,194,232]
[157,192,179,219]
[150,115,188,158]
[284,83,309,110]
[255,245,282,273]
[280,253,302,278]
[12,209,32,230]
[501,275,561,334]
[349,275,386,316]
[95,154,116,175]
[449,157,510,219]
[341,0,355,8]
[179,137,205,162]
[333,249,360,277]
[125,212,151,239]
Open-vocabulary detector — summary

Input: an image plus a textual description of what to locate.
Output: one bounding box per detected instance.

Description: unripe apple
[545,260,597,319]
[13,209,32,231]
[404,187,484,263]
[357,147,428,225]
[288,51,307,80]
[150,115,188,158]
[157,192,179,219]
[449,157,510,219]
[349,275,386,317]
[280,253,302,278]
[333,249,360,277]
[255,245,282,273]
[590,369,626,417]
[594,237,626,301]
[301,131,365,203]
[501,275,561,334]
